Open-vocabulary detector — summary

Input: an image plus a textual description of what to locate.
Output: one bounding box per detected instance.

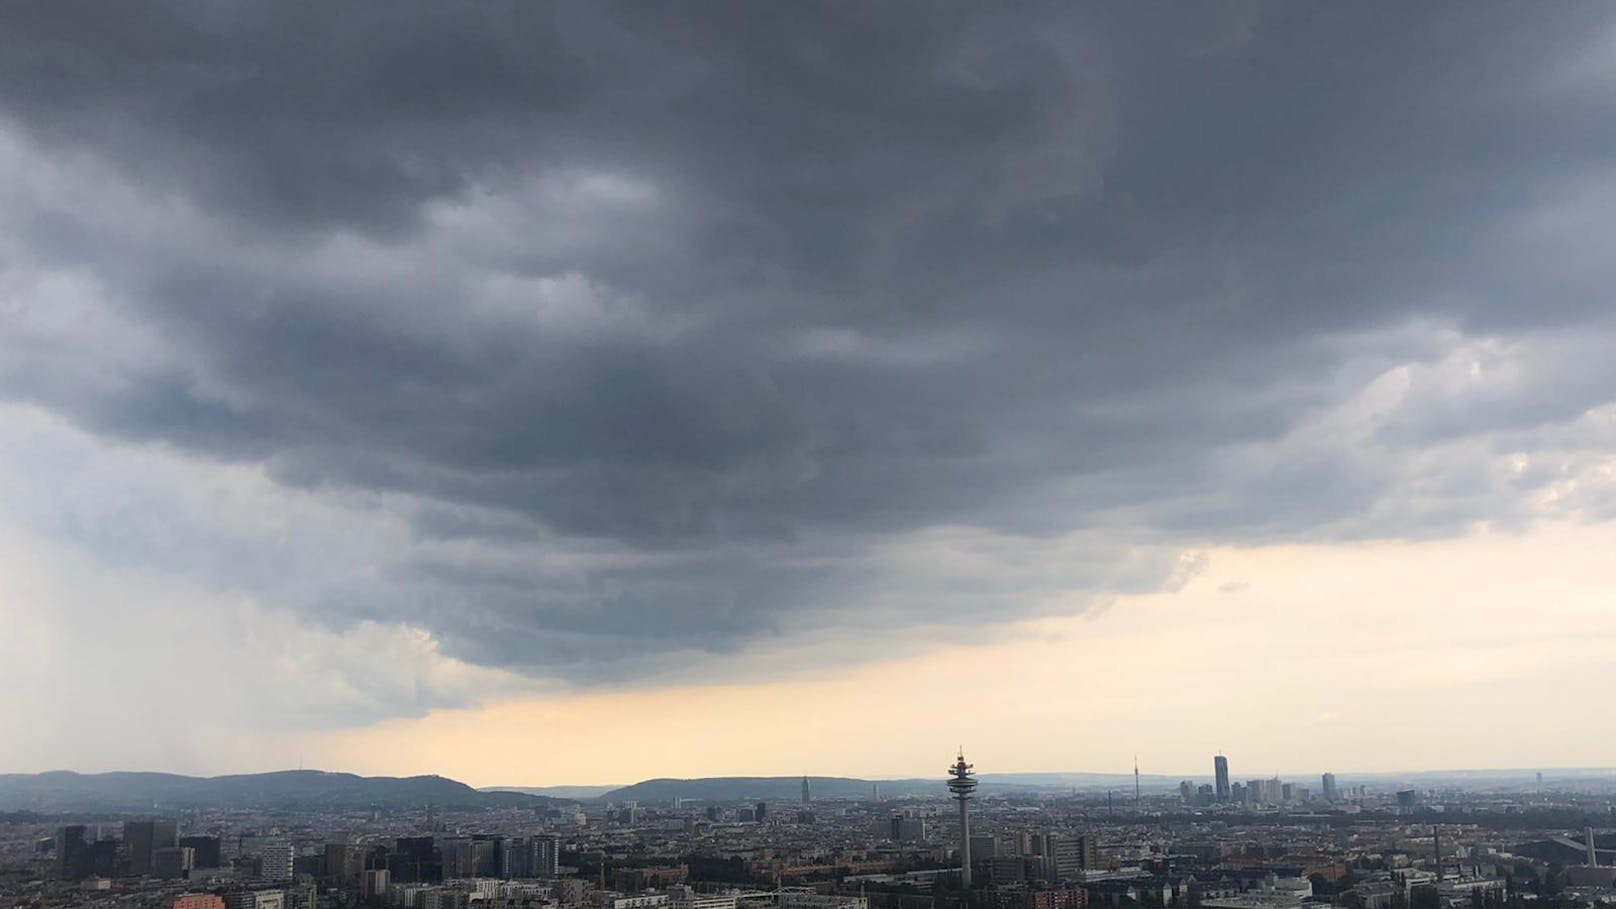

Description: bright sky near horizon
[2,3,1615,782]
[318,520,1615,788]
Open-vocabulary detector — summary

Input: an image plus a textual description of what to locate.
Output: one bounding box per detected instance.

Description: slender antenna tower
[1134,755,1141,806]
[947,749,978,888]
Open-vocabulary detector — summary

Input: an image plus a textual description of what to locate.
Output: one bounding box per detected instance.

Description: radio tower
[947,749,979,888]
[1134,755,1141,807]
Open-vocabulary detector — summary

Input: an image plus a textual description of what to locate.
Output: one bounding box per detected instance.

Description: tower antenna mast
[947,749,978,889]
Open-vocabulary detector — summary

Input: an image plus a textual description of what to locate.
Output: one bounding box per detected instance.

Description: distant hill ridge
[0,769,568,811]
[599,772,1190,803]
[482,784,623,799]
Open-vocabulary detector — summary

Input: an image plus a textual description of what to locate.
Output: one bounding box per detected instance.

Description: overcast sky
[2,2,1614,783]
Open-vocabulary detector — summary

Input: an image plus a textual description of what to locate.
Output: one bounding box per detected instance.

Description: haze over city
[1,1,1614,789]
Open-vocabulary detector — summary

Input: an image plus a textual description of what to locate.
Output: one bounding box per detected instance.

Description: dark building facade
[56,826,92,882]
[124,820,179,876]
[181,836,222,869]
[390,836,442,884]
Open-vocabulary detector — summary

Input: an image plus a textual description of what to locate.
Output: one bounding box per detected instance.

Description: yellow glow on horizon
[307,521,1616,787]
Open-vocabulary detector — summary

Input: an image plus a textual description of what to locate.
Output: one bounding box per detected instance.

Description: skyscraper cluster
[1178,756,1350,808]
[56,820,188,881]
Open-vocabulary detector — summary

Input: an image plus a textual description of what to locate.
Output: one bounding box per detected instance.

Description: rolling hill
[0,770,568,812]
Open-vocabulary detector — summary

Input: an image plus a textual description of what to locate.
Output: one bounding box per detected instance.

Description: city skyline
[3,4,1616,780]
[4,5,1616,909]
[7,759,1616,794]
[17,748,1615,909]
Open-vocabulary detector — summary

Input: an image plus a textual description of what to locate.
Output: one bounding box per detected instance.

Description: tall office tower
[888,814,928,843]
[1179,781,1195,803]
[947,750,979,888]
[395,836,443,883]
[324,843,366,883]
[56,825,91,881]
[154,821,179,853]
[441,837,478,878]
[1321,773,1339,802]
[1213,755,1231,803]
[124,822,154,876]
[363,869,391,900]
[1027,832,1094,881]
[241,836,294,881]
[124,820,178,877]
[151,846,194,879]
[181,836,222,869]
[467,837,500,877]
[801,776,811,804]
[532,835,560,878]
[89,839,120,878]
[1078,835,1099,870]
[755,801,767,823]
[1247,779,1266,805]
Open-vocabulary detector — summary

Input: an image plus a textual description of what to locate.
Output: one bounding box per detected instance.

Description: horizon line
[10,763,1614,787]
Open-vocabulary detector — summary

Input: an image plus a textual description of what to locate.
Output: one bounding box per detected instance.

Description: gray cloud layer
[4,2,1616,712]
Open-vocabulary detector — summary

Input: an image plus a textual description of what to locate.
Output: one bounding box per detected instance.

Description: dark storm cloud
[4,1,1616,688]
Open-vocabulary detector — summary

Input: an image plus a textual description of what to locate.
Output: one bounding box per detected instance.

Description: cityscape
[3,10,1615,909]
[3,755,1613,909]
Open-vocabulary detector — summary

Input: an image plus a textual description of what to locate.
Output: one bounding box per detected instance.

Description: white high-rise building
[240,838,294,883]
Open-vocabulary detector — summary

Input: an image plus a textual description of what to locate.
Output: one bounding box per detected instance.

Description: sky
[1,2,1614,786]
